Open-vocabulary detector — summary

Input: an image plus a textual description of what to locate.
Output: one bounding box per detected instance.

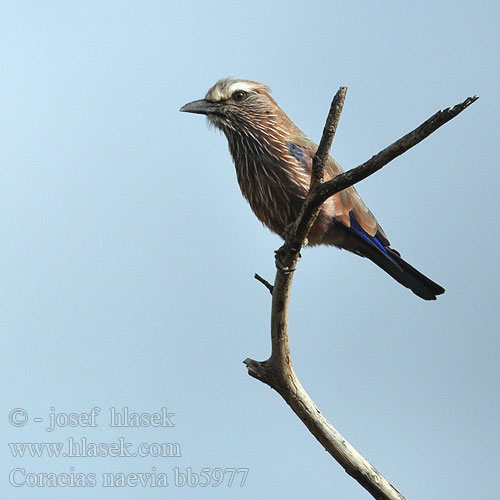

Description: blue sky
[1,1,499,499]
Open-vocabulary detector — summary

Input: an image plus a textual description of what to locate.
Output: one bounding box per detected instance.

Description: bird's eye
[232,90,248,102]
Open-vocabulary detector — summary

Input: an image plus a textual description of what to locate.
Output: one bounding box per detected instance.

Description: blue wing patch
[346,212,392,258]
[287,143,306,164]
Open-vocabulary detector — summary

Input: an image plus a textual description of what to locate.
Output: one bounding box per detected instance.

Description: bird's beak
[179,99,218,115]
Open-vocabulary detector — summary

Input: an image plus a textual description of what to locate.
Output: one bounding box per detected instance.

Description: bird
[180,78,445,300]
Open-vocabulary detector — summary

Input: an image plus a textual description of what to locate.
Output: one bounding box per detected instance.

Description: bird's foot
[274,244,299,274]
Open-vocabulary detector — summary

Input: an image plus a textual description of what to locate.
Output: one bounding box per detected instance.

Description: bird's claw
[276,262,296,275]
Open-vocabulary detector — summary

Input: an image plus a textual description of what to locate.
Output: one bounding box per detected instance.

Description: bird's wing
[289,136,388,242]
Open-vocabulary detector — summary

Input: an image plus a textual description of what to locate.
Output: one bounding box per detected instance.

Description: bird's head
[180,78,282,134]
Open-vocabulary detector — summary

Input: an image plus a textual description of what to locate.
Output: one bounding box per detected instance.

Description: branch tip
[243,358,270,382]
[312,86,347,184]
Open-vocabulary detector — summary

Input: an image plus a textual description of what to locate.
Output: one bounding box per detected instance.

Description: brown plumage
[181,78,445,300]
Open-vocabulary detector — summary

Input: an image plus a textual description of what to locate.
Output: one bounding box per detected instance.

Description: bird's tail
[365,246,445,300]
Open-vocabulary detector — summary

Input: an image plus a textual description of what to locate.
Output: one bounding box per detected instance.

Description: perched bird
[180,78,445,300]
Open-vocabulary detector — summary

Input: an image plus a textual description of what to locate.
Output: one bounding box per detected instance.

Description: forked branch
[245,89,478,500]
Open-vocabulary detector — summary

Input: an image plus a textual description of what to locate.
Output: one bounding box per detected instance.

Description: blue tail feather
[334,211,444,300]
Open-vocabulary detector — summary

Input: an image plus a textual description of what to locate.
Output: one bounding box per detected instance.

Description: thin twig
[254,273,273,294]
[245,89,478,500]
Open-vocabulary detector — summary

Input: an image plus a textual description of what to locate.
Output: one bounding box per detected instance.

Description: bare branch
[289,95,479,251]
[246,89,478,500]
[243,354,407,500]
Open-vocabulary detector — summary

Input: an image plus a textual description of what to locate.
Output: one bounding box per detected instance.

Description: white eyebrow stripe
[227,81,256,94]
[206,78,271,102]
